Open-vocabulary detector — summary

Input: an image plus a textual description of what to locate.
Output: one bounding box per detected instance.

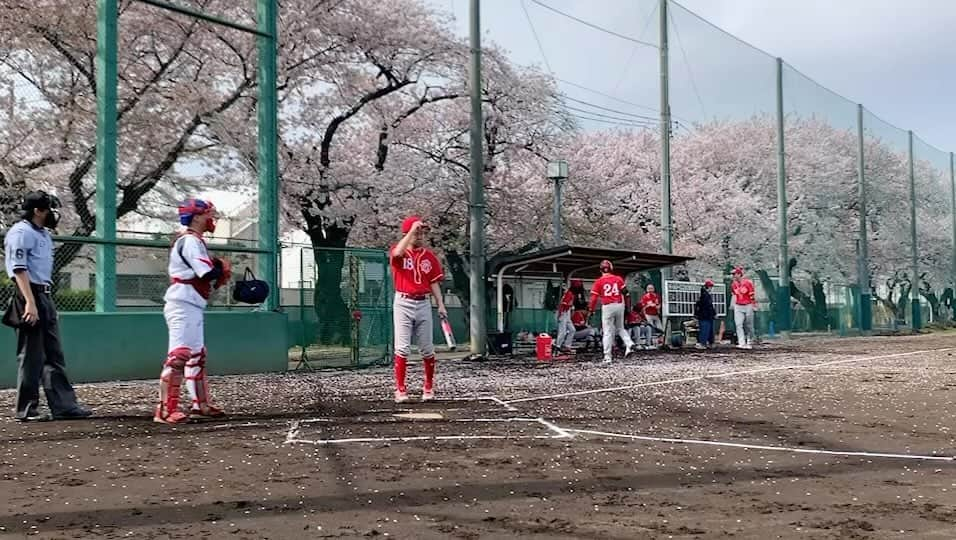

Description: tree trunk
[445,249,471,327]
[789,281,830,331]
[919,284,940,322]
[305,218,352,346]
[755,270,778,322]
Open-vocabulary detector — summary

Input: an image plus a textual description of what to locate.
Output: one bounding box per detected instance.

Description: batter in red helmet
[390,216,447,403]
[587,260,637,363]
[155,199,231,424]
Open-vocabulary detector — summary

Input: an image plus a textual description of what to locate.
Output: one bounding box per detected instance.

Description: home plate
[393,412,445,420]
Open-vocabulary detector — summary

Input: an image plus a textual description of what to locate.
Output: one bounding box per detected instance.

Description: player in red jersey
[731,266,757,349]
[587,260,637,363]
[389,216,448,403]
[554,279,582,354]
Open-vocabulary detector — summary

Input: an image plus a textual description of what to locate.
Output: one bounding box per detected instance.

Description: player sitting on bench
[626,303,654,350]
[570,309,597,351]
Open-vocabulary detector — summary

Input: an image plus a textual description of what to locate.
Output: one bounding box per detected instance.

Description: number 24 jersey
[590,274,626,306]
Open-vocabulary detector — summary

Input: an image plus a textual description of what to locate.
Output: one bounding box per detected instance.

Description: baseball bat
[439,313,457,351]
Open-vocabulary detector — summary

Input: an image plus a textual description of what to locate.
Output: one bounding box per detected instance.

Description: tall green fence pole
[907,130,921,330]
[857,105,872,332]
[257,0,279,311]
[94,0,118,312]
[774,58,791,336]
[950,152,956,319]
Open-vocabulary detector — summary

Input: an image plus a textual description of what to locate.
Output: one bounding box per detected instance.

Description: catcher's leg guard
[155,347,190,424]
[185,348,225,417]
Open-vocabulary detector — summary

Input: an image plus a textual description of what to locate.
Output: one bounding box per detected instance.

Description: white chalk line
[504,347,955,404]
[284,417,569,445]
[285,420,301,444]
[286,434,560,445]
[567,428,956,462]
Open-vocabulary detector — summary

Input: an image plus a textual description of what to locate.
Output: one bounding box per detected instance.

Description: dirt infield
[1,333,955,539]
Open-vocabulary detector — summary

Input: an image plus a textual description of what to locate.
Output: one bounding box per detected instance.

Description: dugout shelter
[488,245,694,336]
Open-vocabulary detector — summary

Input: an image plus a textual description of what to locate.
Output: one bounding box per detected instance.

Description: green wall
[0,311,288,389]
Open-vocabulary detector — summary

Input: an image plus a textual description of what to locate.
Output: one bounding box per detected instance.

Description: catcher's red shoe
[190,405,226,418]
[154,406,190,424]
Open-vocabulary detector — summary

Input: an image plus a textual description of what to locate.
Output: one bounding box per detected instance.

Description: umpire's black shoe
[15,411,52,422]
[52,407,93,420]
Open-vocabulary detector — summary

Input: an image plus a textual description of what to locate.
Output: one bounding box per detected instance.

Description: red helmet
[401,215,423,234]
[599,259,613,273]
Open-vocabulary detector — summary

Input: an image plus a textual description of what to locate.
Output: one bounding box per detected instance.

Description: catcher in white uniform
[154,199,232,424]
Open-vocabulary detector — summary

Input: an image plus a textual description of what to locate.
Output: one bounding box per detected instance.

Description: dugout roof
[489,244,694,279]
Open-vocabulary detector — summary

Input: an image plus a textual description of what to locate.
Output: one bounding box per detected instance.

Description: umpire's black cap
[21,191,59,212]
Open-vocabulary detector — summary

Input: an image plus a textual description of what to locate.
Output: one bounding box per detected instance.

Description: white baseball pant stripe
[734,303,755,345]
[601,302,633,361]
[555,311,575,349]
[393,294,434,359]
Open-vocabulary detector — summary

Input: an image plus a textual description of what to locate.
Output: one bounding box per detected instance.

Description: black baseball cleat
[52,407,93,420]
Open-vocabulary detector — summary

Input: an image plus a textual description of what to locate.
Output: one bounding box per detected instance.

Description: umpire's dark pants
[14,285,80,419]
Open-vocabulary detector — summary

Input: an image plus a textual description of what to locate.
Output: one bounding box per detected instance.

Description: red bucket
[535,333,553,361]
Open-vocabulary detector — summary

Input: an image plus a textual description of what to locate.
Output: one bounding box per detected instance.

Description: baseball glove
[213,257,232,289]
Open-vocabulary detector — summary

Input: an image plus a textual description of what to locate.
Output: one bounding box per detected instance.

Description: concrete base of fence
[0,311,288,389]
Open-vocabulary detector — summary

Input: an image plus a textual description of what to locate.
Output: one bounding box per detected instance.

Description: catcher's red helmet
[599,259,613,272]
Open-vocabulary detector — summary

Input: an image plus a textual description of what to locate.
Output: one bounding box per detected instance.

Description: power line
[556,77,659,114]
[563,104,658,125]
[560,94,659,122]
[567,112,655,129]
[669,7,707,119]
[529,0,657,49]
[520,0,553,74]
[613,1,659,95]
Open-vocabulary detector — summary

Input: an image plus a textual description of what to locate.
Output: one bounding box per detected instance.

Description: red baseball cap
[570,279,583,288]
[401,215,425,234]
[732,266,744,275]
[704,279,714,288]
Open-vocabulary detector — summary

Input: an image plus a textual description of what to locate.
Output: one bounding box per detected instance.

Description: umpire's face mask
[42,196,61,229]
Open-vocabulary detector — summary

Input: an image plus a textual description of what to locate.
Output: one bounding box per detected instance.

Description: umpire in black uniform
[3,191,91,421]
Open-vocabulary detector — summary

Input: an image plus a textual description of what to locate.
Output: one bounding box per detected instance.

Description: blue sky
[431,0,955,158]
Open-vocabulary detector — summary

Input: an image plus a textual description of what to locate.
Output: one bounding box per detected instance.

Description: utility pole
[468,0,487,356]
[907,130,921,330]
[659,0,673,262]
[857,104,872,332]
[774,57,790,336]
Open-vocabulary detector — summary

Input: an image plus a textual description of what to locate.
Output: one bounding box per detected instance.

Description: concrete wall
[0,311,288,388]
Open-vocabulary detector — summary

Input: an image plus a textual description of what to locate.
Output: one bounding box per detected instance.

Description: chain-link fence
[282,244,392,369]
[0,234,267,312]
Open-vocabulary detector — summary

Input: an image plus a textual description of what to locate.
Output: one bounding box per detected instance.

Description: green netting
[781,63,860,333]
[863,110,915,329]
[283,245,392,369]
[913,136,955,325]
[667,3,779,328]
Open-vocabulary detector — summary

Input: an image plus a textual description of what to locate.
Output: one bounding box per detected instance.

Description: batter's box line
[284,417,572,446]
[568,428,956,463]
